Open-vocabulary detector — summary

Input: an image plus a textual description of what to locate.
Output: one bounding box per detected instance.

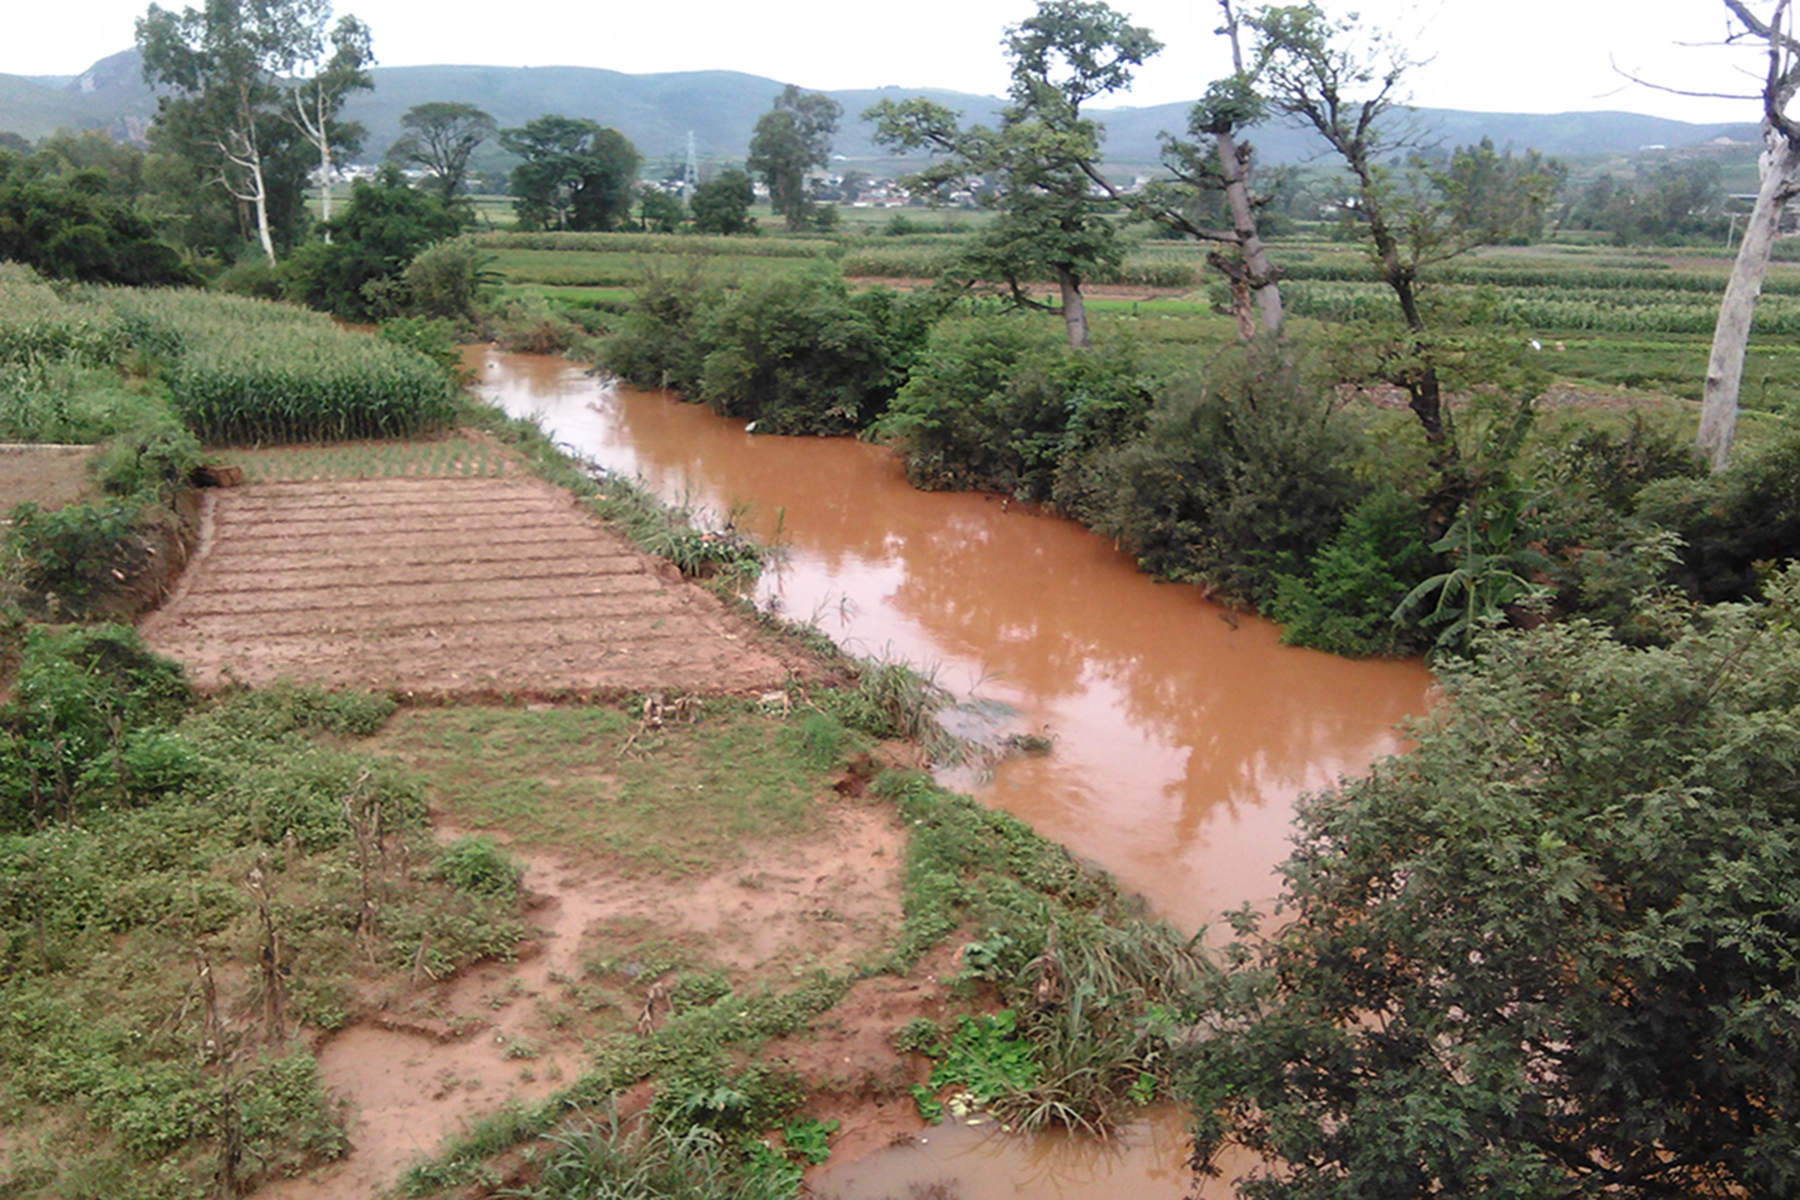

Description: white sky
[0,0,1776,124]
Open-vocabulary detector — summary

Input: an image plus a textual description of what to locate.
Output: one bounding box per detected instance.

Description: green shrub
[1270,488,1440,657]
[598,264,715,394]
[0,625,191,829]
[692,272,930,434]
[435,835,523,898]
[878,316,1153,500]
[1638,428,1800,603]
[1081,361,1367,604]
[403,236,497,325]
[93,412,202,500]
[487,293,583,354]
[211,255,286,301]
[4,499,141,610]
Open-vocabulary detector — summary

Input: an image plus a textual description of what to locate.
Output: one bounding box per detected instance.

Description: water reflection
[472,349,1431,933]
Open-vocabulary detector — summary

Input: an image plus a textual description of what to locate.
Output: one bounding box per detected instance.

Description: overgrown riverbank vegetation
[6,0,1800,1194]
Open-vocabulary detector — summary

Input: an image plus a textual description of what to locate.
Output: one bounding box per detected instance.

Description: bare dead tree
[1700,1,1800,469]
[342,767,381,960]
[245,860,286,1041]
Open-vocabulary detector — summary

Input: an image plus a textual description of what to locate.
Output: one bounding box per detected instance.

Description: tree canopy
[746,85,841,231]
[136,0,352,264]
[1189,573,1800,1196]
[499,115,640,232]
[689,168,755,235]
[388,101,496,201]
[868,0,1160,349]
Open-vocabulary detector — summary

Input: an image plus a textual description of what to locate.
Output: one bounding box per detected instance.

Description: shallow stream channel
[472,348,1433,1197]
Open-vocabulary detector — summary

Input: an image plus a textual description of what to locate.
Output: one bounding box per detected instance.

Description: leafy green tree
[637,186,685,232]
[499,115,640,231]
[868,0,1161,349]
[281,165,461,318]
[690,168,754,235]
[136,0,333,264]
[387,101,496,201]
[0,159,194,285]
[1247,3,1554,444]
[280,10,373,238]
[1189,575,1800,1196]
[746,85,841,231]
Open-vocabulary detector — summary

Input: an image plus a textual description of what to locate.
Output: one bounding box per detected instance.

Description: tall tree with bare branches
[1700,1,1800,470]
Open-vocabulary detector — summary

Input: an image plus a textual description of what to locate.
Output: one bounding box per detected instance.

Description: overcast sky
[2,0,1776,124]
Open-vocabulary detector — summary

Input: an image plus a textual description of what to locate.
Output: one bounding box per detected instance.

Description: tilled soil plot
[141,474,802,696]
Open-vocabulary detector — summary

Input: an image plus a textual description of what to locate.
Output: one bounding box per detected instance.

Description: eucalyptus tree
[281,10,373,239]
[1699,0,1800,470]
[136,0,348,264]
[868,0,1160,349]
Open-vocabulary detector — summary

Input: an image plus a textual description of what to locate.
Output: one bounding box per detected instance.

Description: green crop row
[1282,281,1800,336]
[1279,259,1800,295]
[0,273,455,445]
[468,231,834,259]
[837,245,1198,288]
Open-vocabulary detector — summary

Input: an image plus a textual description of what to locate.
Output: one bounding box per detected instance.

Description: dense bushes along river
[595,265,1799,658]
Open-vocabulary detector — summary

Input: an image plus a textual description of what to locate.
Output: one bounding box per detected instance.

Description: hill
[0,48,1764,173]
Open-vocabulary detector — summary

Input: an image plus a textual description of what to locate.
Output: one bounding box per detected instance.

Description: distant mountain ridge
[0,48,1764,170]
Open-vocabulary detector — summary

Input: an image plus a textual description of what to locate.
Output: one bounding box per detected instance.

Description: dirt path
[140,473,803,697]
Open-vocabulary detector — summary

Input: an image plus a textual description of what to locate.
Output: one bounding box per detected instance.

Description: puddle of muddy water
[813,1106,1259,1199]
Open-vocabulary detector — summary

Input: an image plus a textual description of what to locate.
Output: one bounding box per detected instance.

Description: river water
[470,348,1432,1195]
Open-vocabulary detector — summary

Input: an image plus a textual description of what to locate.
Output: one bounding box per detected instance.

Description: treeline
[597,264,1800,658]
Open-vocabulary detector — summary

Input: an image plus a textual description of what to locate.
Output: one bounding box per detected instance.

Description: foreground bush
[1189,572,1800,1196]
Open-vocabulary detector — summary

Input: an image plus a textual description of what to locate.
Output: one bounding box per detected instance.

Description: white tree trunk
[1700,127,1800,470]
[318,138,334,243]
[250,154,276,267]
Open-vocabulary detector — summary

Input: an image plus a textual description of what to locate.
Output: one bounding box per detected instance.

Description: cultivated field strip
[141,472,796,696]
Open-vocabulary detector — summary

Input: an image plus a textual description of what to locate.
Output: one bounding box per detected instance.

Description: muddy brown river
[471,348,1433,1196]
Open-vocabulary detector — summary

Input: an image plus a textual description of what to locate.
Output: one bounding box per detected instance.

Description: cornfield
[0,264,127,367]
[0,272,456,445]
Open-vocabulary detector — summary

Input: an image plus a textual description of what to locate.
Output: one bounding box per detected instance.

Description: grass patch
[375,703,836,876]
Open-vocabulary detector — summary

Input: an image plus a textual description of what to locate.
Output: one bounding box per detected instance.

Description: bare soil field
[140,468,806,697]
[0,442,95,511]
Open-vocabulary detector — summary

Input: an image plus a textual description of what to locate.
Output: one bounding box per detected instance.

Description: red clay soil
[139,473,808,697]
